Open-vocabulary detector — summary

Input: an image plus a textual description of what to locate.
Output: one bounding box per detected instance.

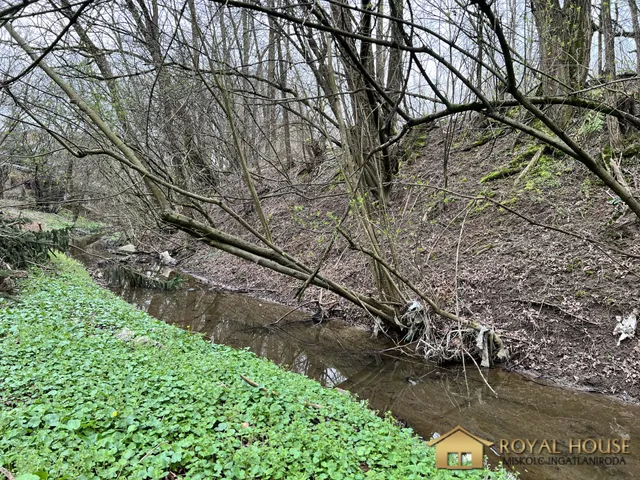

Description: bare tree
[3,0,640,365]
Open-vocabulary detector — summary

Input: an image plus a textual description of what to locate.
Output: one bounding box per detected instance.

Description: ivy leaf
[66,418,82,430]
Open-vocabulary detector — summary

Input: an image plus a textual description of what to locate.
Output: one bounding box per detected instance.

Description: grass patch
[0,204,103,233]
[0,255,507,479]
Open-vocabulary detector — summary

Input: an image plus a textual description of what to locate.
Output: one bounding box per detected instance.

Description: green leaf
[67,418,81,430]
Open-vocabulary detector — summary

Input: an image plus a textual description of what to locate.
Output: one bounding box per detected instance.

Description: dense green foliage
[0,255,508,479]
[0,218,70,269]
[0,206,103,270]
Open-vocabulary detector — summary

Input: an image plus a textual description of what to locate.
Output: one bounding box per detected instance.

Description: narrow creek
[73,247,638,480]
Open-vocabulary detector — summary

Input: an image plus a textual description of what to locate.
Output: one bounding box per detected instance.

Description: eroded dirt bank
[136,126,640,403]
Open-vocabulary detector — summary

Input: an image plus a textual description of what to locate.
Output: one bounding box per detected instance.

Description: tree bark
[603,0,623,150]
[531,0,592,124]
[627,0,640,74]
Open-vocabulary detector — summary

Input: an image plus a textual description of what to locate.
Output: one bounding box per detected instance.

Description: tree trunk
[627,0,640,74]
[531,0,592,123]
[267,0,278,152]
[277,28,293,169]
[603,0,623,150]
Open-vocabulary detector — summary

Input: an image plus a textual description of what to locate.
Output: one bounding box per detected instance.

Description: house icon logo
[427,425,493,469]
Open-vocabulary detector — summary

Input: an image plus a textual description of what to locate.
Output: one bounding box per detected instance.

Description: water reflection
[116,281,380,387]
[112,278,639,480]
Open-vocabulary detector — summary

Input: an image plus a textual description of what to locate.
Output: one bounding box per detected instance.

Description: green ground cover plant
[0,255,508,479]
[0,204,103,233]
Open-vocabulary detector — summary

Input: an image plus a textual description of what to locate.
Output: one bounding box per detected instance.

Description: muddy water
[103,276,639,480]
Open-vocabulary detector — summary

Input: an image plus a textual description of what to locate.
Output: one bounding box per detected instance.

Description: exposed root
[394,300,507,365]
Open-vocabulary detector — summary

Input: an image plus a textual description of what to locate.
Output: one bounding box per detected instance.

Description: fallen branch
[514,145,544,185]
[515,298,599,326]
[0,467,15,480]
[266,300,317,326]
[337,226,507,362]
[240,375,269,393]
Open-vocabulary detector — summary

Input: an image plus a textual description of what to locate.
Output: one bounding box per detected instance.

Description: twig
[266,300,316,326]
[463,345,499,398]
[0,467,15,480]
[514,145,544,185]
[515,298,599,326]
[455,204,473,400]
[295,205,350,299]
[240,375,269,393]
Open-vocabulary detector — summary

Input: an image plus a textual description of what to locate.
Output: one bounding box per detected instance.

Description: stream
[73,247,638,480]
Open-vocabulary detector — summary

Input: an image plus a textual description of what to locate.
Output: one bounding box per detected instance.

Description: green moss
[0,255,510,479]
[413,135,427,148]
[524,180,540,192]
[505,107,521,119]
[513,148,569,191]
[479,188,497,198]
[529,119,554,136]
[469,128,504,148]
[480,144,541,184]
[622,135,640,158]
[512,144,541,164]
[471,201,492,215]
[601,144,614,162]
[402,125,437,164]
[480,164,523,183]
[528,155,561,186]
[566,258,583,272]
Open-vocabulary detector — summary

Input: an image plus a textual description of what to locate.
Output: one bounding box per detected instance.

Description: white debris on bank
[475,326,491,368]
[117,243,136,254]
[159,251,177,266]
[613,309,638,346]
[397,300,428,342]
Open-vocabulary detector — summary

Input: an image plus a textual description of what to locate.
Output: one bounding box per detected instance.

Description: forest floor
[0,254,513,479]
[176,124,640,404]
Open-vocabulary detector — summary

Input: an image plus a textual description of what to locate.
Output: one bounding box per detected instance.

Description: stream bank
[165,128,640,405]
[73,244,640,480]
[1,254,509,479]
